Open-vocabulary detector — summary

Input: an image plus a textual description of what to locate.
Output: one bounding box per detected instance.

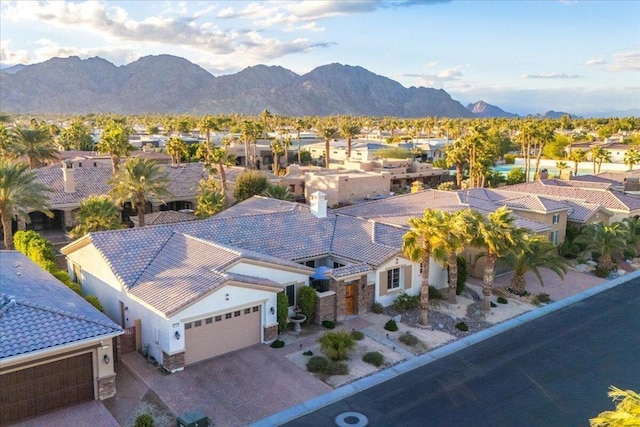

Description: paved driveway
[122,337,332,427]
[10,400,119,427]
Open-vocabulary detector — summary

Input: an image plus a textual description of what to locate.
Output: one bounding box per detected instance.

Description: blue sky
[1,0,638,115]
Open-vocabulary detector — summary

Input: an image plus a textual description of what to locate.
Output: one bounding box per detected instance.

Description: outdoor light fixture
[175,331,181,340]
[103,354,110,364]
[225,293,229,301]
[270,307,275,315]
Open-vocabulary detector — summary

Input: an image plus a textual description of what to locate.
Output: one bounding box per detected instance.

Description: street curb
[251,270,640,427]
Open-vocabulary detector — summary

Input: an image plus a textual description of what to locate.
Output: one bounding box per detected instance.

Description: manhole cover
[334,411,368,427]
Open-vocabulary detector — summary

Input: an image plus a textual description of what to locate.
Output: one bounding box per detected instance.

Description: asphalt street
[285,278,640,427]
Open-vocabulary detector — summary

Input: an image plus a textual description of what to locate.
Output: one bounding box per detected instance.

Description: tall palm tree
[240,120,261,169]
[624,148,640,171]
[0,160,52,249]
[503,234,569,295]
[316,120,339,169]
[165,136,187,166]
[470,207,523,311]
[96,120,133,173]
[575,222,629,272]
[270,138,286,176]
[208,146,236,203]
[109,158,172,228]
[294,118,308,164]
[432,209,473,304]
[515,121,538,182]
[339,119,361,160]
[69,195,122,239]
[0,123,16,158]
[569,149,586,176]
[444,140,468,188]
[622,217,640,254]
[402,209,442,326]
[532,122,557,179]
[11,125,59,169]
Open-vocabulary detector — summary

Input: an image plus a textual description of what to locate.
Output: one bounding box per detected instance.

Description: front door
[345,284,356,315]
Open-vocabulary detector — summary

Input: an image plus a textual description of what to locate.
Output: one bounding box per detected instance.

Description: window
[333,261,345,269]
[305,260,315,268]
[387,268,401,290]
[310,279,329,292]
[185,323,192,329]
[552,214,560,224]
[225,313,232,319]
[244,308,251,315]
[252,306,259,312]
[215,315,222,322]
[550,230,559,245]
[205,318,212,324]
[194,320,202,327]
[285,284,296,307]
[234,310,241,317]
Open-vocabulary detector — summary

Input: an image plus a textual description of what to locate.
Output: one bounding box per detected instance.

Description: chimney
[61,160,75,193]
[538,168,549,180]
[309,191,327,218]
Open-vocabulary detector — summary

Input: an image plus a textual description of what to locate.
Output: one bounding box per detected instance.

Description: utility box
[176,409,209,427]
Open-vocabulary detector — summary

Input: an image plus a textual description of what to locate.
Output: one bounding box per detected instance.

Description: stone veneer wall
[314,291,336,324]
[97,375,116,400]
[264,324,278,342]
[162,351,185,373]
[354,277,374,314]
[329,279,346,321]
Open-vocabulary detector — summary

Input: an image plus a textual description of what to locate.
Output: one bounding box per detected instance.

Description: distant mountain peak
[467,100,518,118]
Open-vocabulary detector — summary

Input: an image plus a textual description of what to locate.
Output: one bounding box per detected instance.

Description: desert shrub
[134,413,154,427]
[506,167,526,185]
[455,322,469,332]
[306,356,330,373]
[326,361,349,375]
[233,170,269,202]
[303,350,314,356]
[52,270,74,287]
[371,302,384,314]
[456,256,468,295]
[67,282,82,295]
[497,297,508,304]
[322,320,335,329]
[276,292,289,333]
[577,257,587,265]
[591,251,602,261]
[532,293,552,306]
[13,230,40,255]
[384,319,398,331]
[350,330,365,341]
[393,292,420,311]
[298,286,317,324]
[504,154,516,164]
[84,295,104,312]
[594,267,610,278]
[26,237,57,271]
[559,240,579,259]
[319,331,356,361]
[623,248,636,259]
[270,339,285,348]
[362,351,384,367]
[429,286,444,300]
[437,181,456,191]
[399,332,418,346]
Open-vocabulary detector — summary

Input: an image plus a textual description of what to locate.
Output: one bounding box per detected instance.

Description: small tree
[233,170,269,202]
[319,331,356,361]
[506,167,526,185]
[276,292,289,333]
[25,235,57,272]
[13,230,40,255]
[298,286,317,324]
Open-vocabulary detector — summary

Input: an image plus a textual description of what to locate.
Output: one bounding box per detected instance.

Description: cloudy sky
[1,0,639,115]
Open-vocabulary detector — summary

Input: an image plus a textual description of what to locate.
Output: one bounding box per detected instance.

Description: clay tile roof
[130,210,195,226]
[0,251,122,359]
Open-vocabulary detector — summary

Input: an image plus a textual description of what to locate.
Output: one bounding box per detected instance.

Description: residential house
[0,251,122,424]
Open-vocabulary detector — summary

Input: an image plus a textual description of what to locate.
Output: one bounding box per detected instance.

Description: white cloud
[521,72,583,79]
[0,40,31,65]
[423,61,437,68]
[585,58,607,66]
[610,50,640,71]
[404,66,464,88]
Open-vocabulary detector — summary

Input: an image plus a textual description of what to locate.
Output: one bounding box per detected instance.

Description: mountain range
[1,54,536,118]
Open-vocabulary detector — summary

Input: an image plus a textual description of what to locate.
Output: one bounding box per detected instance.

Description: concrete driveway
[121,337,332,427]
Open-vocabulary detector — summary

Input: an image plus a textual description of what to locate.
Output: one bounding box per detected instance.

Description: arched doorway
[27,210,64,232]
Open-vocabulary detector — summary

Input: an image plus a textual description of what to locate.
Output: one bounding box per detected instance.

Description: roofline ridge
[129,231,178,288]
[13,298,122,331]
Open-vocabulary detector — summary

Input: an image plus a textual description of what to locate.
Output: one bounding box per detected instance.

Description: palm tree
[402,209,442,326]
[294,118,308,164]
[622,217,640,254]
[270,138,286,176]
[432,209,472,304]
[165,136,187,166]
[208,146,236,203]
[70,195,121,238]
[503,234,569,295]
[515,121,538,182]
[339,119,361,160]
[240,120,261,169]
[470,207,523,311]
[590,146,612,174]
[11,125,59,169]
[0,160,52,249]
[569,149,586,176]
[96,120,133,173]
[109,158,172,228]
[262,184,294,201]
[444,140,468,189]
[624,148,640,171]
[575,222,629,272]
[195,179,225,219]
[316,120,339,168]
[0,123,16,158]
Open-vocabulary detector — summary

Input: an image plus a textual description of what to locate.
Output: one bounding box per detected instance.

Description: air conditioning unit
[176,409,208,427]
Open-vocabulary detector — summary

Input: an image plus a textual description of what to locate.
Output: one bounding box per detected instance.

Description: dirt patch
[123,390,175,427]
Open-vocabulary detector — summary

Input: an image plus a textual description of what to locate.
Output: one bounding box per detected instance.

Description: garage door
[185,305,261,365]
[0,352,94,424]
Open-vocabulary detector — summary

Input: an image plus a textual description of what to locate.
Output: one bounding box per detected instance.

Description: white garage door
[184,305,261,365]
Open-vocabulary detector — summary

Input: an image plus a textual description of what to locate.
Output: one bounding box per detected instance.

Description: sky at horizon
[1,0,639,116]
